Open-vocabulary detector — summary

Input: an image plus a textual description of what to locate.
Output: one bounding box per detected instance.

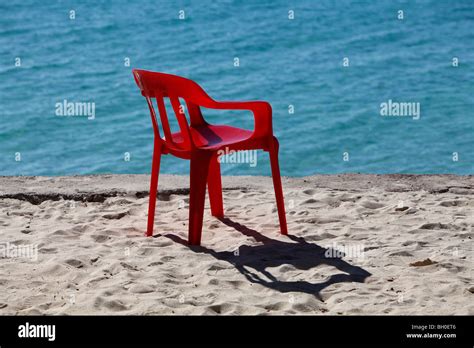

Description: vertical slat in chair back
[133,69,210,149]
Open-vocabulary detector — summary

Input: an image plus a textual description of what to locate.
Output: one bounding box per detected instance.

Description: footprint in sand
[359,200,385,209]
[302,189,317,195]
[91,234,110,243]
[65,259,85,269]
[419,223,459,230]
[301,198,318,204]
[94,297,128,312]
[39,247,57,254]
[129,284,155,293]
[338,193,362,202]
[439,200,468,207]
[208,303,235,314]
[389,251,414,257]
[102,211,128,220]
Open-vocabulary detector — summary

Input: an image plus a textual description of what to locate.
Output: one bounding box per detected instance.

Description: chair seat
[165,124,254,150]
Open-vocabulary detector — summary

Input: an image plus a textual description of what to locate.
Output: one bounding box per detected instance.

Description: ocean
[1,0,473,176]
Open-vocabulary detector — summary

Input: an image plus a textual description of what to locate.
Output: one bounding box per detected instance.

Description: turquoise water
[1,0,473,176]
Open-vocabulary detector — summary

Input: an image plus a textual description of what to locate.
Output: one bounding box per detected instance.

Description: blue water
[1,0,473,176]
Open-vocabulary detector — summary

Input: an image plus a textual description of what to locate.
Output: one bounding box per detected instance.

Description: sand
[0,174,472,315]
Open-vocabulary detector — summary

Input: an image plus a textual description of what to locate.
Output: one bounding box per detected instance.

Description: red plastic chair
[132,69,288,245]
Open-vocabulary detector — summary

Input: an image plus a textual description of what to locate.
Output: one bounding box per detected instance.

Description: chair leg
[189,152,212,245]
[269,138,288,235]
[146,140,162,237]
[207,153,224,218]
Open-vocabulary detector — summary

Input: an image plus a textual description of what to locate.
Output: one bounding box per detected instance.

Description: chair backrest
[132,69,210,149]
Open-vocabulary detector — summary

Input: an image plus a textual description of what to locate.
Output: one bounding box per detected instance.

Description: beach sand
[0,174,472,315]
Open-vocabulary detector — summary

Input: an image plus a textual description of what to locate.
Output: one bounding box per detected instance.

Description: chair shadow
[163,217,371,301]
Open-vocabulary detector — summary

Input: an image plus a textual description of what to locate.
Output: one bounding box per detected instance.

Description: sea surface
[1,0,473,176]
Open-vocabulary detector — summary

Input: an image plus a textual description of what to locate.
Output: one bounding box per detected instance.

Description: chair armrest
[203,100,273,138]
